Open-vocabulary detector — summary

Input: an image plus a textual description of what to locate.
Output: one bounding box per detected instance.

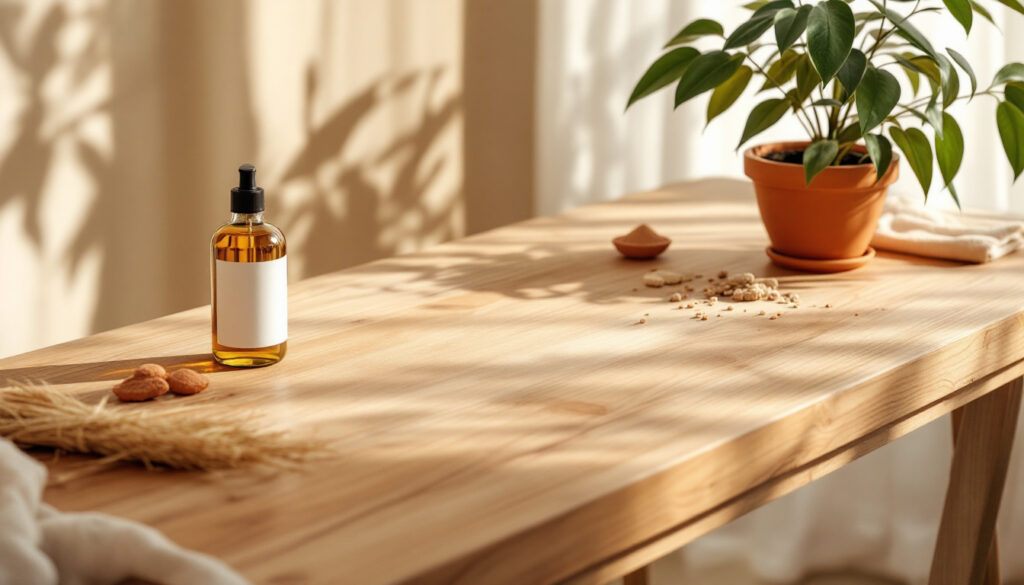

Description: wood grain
[930,378,1022,585]
[3,178,1024,585]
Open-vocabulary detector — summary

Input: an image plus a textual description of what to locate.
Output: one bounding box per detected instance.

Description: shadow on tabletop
[0,354,233,386]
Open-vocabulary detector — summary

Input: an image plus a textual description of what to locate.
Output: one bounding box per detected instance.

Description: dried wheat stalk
[0,382,329,471]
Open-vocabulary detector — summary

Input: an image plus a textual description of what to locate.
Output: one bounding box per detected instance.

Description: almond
[167,369,210,395]
[113,376,170,402]
[133,363,167,379]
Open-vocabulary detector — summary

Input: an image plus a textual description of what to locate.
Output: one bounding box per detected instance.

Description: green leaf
[837,122,862,143]
[925,92,944,139]
[854,11,884,23]
[738,98,791,148]
[993,0,1024,16]
[725,13,776,49]
[892,52,941,86]
[836,48,867,94]
[890,126,933,195]
[743,0,771,10]
[774,6,812,52]
[810,98,844,107]
[993,63,1024,86]
[708,65,754,125]
[997,101,1024,180]
[759,49,801,91]
[856,66,901,134]
[665,19,725,47]
[863,133,893,181]
[1006,82,1024,112]
[942,0,973,34]
[803,139,839,185]
[972,0,998,26]
[935,54,960,109]
[867,0,938,58]
[946,48,977,99]
[935,112,964,197]
[795,53,821,103]
[627,47,700,109]
[675,51,744,107]
[806,0,856,83]
[752,0,796,18]
[904,66,921,97]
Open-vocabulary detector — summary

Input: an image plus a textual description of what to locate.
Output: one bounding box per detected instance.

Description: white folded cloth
[871,192,1024,263]
[0,438,250,585]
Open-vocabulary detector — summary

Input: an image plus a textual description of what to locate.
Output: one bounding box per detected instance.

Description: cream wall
[0,0,538,359]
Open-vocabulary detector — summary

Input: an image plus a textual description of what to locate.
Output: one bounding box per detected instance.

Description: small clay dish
[613,224,671,259]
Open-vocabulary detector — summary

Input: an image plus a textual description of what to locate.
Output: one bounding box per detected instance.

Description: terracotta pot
[744,141,899,260]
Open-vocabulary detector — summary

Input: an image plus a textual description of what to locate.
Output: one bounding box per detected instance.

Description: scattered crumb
[669,292,683,302]
[694,274,703,278]
[855,313,860,317]
[770,315,778,320]
[701,315,708,321]
[643,272,666,288]
[718,270,728,279]
[725,306,734,311]
[759,310,767,316]
[639,318,647,324]
[825,303,833,309]
[661,271,683,285]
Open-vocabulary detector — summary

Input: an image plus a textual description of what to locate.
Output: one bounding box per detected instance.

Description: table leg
[929,378,1021,585]
[951,409,1002,585]
[622,567,649,585]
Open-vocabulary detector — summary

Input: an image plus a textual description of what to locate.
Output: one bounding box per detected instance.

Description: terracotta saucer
[765,246,876,273]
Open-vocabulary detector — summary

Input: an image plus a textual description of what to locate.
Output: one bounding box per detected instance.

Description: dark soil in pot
[762,149,874,166]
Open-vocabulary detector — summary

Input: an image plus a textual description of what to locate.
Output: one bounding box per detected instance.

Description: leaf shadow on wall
[0,1,464,350]
[278,63,463,280]
[0,4,107,249]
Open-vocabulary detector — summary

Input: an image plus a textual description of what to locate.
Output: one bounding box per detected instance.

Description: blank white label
[215,257,288,348]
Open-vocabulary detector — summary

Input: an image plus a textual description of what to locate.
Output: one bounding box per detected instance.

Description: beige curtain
[0,0,470,357]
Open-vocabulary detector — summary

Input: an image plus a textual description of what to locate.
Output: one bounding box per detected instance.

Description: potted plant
[627,0,1024,270]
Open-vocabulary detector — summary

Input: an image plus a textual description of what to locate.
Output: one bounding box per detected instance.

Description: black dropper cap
[231,163,265,213]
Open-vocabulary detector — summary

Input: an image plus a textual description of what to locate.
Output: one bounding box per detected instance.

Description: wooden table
[1,178,1021,585]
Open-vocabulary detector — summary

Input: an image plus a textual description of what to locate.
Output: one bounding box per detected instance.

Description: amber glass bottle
[210,164,287,367]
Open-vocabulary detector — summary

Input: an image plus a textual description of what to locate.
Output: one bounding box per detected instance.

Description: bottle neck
[231,212,264,226]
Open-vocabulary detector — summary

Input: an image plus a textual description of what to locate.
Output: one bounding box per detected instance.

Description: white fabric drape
[0,438,249,585]
[537,2,1024,583]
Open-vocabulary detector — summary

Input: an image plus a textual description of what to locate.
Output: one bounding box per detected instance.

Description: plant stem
[901,88,1002,111]
[835,0,922,147]
[744,53,820,139]
[833,142,857,165]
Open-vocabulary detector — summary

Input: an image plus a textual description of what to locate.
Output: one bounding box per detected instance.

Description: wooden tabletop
[3,177,1024,585]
